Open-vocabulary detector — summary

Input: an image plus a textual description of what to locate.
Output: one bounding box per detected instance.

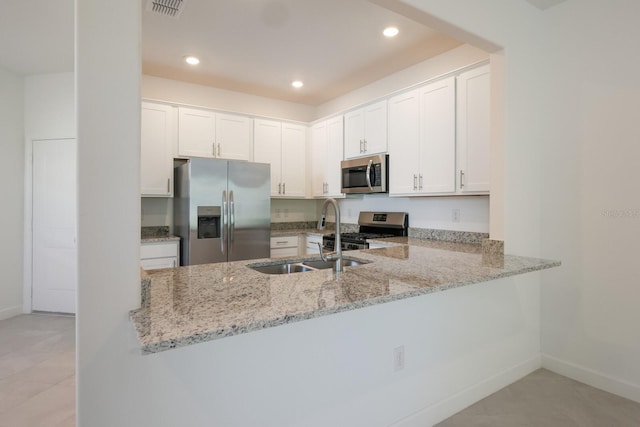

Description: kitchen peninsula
[130,237,559,355]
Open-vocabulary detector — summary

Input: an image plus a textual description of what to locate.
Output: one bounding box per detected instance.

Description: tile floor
[0,314,75,427]
[436,368,640,427]
[2,314,640,427]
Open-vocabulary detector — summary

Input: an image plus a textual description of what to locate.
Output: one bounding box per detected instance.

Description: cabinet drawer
[270,247,299,258]
[140,241,179,259]
[141,257,178,270]
[270,235,298,248]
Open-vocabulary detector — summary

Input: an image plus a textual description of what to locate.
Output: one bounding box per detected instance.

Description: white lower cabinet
[304,233,324,256]
[140,241,180,270]
[270,235,299,258]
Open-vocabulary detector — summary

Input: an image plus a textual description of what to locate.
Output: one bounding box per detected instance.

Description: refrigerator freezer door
[175,158,229,265]
[227,161,271,261]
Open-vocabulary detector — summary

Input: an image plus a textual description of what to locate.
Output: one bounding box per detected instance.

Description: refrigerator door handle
[229,190,235,254]
[221,190,227,255]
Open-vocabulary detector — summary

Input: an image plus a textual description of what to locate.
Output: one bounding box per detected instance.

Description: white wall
[0,67,24,320]
[24,73,75,140]
[337,195,489,232]
[537,0,640,401]
[143,75,316,123]
[76,1,141,425]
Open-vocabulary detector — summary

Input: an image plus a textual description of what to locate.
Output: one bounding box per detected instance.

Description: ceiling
[141,0,463,105]
[2,0,564,106]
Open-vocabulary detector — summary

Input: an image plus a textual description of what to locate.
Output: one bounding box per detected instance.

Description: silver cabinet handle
[229,190,235,254]
[460,170,465,189]
[217,143,221,157]
[283,182,286,195]
[278,182,282,194]
[413,174,417,191]
[359,139,364,153]
[419,174,423,190]
[221,190,227,254]
[167,178,171,194]
[363,139,367,153]
[212,142,216,157]
[365,159,374,191]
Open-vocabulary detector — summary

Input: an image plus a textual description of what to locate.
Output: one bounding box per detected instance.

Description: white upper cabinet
[388,89,421,196]
[281,122,306,198]
[178,107,216,158]
[456,64,490,193]
[254,119,306,198]
[141,101,177,197]
[310,116,344,198]
[388,77,456,196]
[215,112,253,161]
[344,99,388,159]
[178,106,252,161]
[310,121,328,197]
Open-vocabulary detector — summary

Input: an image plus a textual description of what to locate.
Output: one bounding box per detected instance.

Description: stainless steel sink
[248,257,369,275]
[302,258,368,270]
[250,263,315,275]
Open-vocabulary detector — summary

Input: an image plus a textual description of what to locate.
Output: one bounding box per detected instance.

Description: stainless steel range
[323,211,408,251]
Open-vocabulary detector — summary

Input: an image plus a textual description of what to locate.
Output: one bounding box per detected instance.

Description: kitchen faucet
[317,198,343,272]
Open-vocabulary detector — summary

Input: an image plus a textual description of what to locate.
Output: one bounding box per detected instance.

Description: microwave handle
[365,159,374,191]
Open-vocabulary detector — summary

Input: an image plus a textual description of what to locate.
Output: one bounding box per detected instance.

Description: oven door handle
[365,159,374,191]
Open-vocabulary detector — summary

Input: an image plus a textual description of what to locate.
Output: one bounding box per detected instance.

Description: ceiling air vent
[146,0,186,18]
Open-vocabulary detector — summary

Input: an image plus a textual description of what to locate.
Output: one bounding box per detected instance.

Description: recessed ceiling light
[383,27,399,37]
[291,80,303,89]
[184,56,200,65]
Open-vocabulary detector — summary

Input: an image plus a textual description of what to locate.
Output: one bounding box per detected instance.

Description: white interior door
[32,139,77,313]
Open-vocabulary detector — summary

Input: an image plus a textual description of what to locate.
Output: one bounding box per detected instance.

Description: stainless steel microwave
[341,154,389,194]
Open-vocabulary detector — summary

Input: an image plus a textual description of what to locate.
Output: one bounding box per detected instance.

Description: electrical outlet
[393,345,405,372]
[452,208,461,223]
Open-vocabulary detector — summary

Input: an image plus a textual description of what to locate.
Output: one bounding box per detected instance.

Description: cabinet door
[141,102,176,197]
[419,76,456,194]
[281,123,306,197]
[457,64,490,193]
[216,112,252,161]
[344,108,364,159]
[253,119,282,196]
[325,116,344,197]
[362,99,388,155]
[178,107,216,158]
[305,233,323,255]
[388,89,420,196]
[310,121,328,197]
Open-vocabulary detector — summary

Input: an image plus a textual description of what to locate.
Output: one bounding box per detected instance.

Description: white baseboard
[0,305,23,321]
[391,355,542,427]
[542,353,640,404]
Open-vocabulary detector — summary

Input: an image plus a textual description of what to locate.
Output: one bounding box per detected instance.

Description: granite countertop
[271,228,334,237]
[141,235,180,244]
[130,238,560,355]
[140,226,180,244]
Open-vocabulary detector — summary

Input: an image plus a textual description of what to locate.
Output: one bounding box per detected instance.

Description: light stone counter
[130,238,559,354]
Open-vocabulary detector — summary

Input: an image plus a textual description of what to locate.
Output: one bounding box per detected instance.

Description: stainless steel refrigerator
[174,158,271,265]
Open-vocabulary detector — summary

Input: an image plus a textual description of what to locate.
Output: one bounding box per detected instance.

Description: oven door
[341,154,388,194]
